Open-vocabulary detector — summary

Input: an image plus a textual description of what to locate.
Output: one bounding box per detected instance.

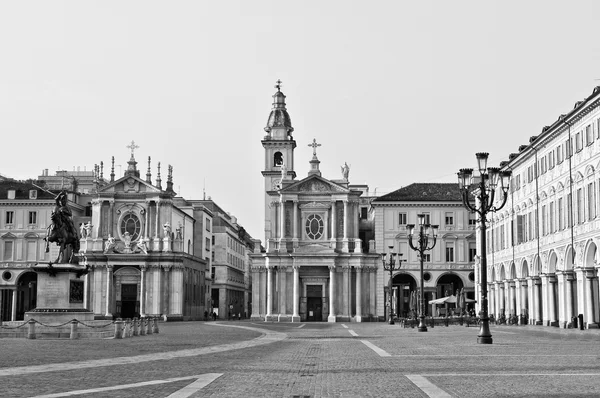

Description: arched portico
[15,271,38,321]
[582,241,598,328]
[391,272,417,318]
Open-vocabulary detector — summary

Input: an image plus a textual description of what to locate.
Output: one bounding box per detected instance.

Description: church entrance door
[306,285,323,322]
[121,284,139,319]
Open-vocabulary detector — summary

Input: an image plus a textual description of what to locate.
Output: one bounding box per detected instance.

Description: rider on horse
[45,191,80,262]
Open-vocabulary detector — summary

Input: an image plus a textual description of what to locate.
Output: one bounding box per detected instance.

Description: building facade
[487,86,600,328]
[250,84,380,322]
[372,183,477,319]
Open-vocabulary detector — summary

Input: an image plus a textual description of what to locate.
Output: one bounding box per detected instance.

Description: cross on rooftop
[127,140,139,156]
[308,138,321,156]
[275,79,282,91]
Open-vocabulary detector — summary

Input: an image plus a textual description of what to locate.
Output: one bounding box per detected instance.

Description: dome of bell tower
[264,80,293,135]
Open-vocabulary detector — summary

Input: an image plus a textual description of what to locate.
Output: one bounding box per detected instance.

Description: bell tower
[262,80,296,242]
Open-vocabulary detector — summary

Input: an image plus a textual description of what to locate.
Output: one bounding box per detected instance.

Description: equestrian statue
[44,191,80,264]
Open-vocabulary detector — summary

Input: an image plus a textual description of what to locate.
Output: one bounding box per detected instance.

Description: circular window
[423,272,431,282]
[2,271,12,281]
[120,213,141,241]
[468,271,475,282]
[305,214,324,240]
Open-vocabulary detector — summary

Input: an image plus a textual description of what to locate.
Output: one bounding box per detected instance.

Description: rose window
[305,214,324,240]
[120,213,141,241]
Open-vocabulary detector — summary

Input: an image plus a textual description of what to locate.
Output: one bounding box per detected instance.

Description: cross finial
[308,138,321,156]
[126,140,139,156]
[275,79,282,91]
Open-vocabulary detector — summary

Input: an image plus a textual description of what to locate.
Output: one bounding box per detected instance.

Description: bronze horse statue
[44,191,80,264]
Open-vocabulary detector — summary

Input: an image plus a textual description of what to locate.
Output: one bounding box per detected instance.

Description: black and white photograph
[1,1,600,397]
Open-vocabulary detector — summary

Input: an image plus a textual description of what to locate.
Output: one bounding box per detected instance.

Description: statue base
[28,263,93,323]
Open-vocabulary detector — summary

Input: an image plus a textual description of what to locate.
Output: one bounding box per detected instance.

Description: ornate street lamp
[406,214,439,332]
[381,245,406,325]
[458,152,511,344]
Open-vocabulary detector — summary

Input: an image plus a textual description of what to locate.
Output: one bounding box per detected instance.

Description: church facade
[250,84,380,322]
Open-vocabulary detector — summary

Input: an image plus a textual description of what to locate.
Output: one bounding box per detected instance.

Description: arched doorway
[16,271,37,321]
[584,242,597,327]
[436,273,464,316]
[391,273,416,319]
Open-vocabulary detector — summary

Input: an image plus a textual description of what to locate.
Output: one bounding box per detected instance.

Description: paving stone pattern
[1,321,599,397]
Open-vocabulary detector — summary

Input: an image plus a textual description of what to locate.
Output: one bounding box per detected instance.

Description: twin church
[250,83,380,322]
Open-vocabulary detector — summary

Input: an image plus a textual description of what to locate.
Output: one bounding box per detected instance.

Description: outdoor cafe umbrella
[428,295,457,305]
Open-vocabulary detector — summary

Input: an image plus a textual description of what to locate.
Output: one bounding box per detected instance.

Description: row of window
[4,190,38,200]
[512,119,600,191]
[2,239,45,262]
[395,241,477,263]
[398,212,476,227]
[490,180,599,250]
[4,211,38,225]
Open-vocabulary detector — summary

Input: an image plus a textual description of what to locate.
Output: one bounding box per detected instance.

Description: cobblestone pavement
[1,320,600,397]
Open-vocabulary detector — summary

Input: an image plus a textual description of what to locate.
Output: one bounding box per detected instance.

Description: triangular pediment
[1,232,17,239]
[281,175,349,194]
[99,175,163,195]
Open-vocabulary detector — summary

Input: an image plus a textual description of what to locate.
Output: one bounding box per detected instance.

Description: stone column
[488,283,495,317]
[154,201,161,252]
[105,266,113,318]
[162,265,171,319]
[342,200,349,252]
[11,289,17,321]
[342,265,350,319]
[541,275,550,325]
[494,282,501,316]
[170,266,183,317]
[527,277,535,324]
[251,267,261,319]
[369,267,376,319]
[331,200,337,248]
[265,265,273,319]
[355,266,363,322]
[292,200,299,248]
[278,266,287,321]
[515,279,522,319]
[292,264,300,322]
[353,201,361,253]
[548,275,558,326]
[139,265,147,317]
[259,268,266,318]
[109,201,115,238]
[279,199,285,243]
[84,271,90,310]
[534,278,542,325]
[152,266,161,315]
[585,270,597,328]
[503,281,510,315]
[91,199,102,239]
[564,272,574,328]
[328,265,337,322]
[508,281,516,316]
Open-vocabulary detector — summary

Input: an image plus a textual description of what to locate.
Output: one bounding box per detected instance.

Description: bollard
[125,320,131,337]
[147,317,153,335]
[70,320,79,340]
[27,319,36,340]
[152,317,159,334]
[140,318,146,336]
[132,318,139,336]
[114,319,124,339]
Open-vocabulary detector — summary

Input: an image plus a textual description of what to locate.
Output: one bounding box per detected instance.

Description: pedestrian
[204,310,208,321]
[212,312,217,321]
[238,312,241,320]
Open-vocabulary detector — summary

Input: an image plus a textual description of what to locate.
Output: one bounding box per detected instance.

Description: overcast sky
[2,1,600,241]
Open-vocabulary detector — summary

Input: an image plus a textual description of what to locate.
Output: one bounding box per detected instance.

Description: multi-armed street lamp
[381,246,406,325]
[457,152,511,344]
[406,215,439,332]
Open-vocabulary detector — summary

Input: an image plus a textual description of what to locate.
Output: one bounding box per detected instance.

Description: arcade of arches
[386,271,474,319]
[487,242,599,328]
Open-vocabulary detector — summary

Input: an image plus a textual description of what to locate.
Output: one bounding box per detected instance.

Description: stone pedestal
[25,263,93,324]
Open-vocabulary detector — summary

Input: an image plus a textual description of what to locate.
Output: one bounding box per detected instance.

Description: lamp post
[381,245,406,325]
[457,152,511,344]
[406,214,438,332]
